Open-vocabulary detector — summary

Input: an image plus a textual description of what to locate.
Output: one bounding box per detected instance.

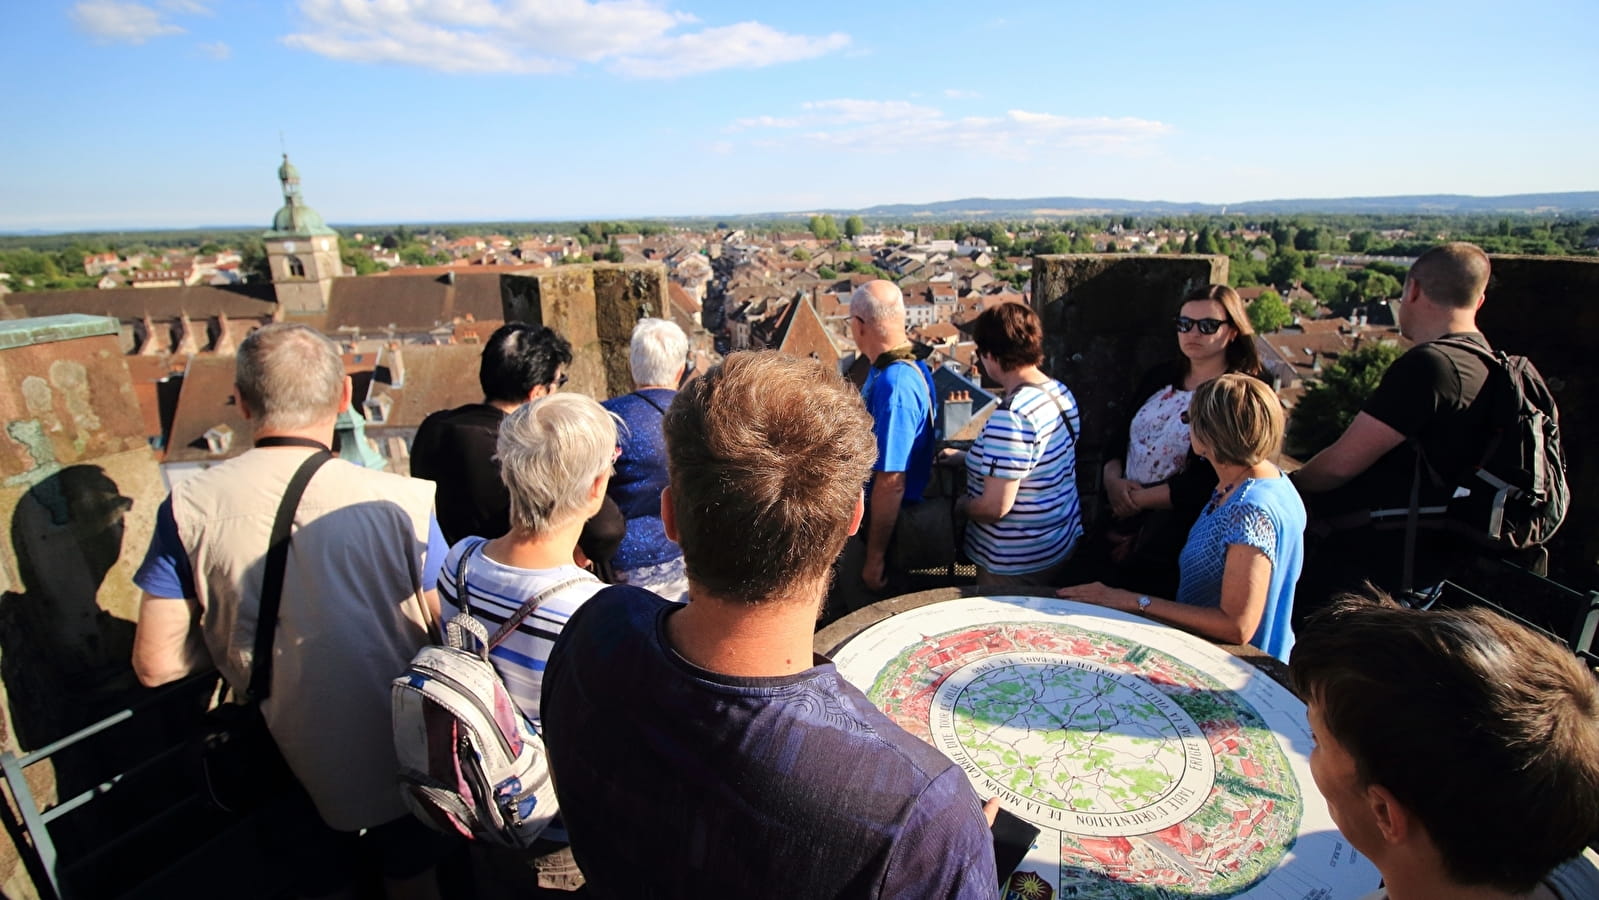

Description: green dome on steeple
[265,153,337,238]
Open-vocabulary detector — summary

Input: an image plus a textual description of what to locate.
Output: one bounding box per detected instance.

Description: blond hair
[1189,373,1283,466]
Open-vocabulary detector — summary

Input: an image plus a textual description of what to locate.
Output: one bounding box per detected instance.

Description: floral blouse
[1124,386,1193,485]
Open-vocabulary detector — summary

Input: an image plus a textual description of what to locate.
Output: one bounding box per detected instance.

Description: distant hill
[791,192,1599,220]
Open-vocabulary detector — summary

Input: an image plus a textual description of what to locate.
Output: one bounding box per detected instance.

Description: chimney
[174,312,200,357]
[943,390,973,441]
[381,341,406,388]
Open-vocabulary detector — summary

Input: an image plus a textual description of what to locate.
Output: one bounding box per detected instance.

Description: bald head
[1409,242,1490,310]
[850,280,905,330]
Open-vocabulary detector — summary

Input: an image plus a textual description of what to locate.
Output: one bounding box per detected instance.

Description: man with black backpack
[1290,242,1568,624]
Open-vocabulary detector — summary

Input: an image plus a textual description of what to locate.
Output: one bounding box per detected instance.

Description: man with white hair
[601,318,691,601]
[131,323,452,899]
[842,280,936,598]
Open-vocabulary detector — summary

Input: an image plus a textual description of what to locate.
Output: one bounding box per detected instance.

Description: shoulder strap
[632,390,669,416]
[247,450,334,702]
[486,574,600,650]
[1008,381,1078,445]
[890,359,937,430]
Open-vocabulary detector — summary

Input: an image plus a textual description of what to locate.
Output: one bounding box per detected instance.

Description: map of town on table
[831,595,1382,900]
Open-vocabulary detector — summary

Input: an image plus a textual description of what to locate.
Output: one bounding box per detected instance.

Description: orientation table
[817,587,1381,900]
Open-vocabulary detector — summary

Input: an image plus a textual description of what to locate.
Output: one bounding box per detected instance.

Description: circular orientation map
[831,595,1381,900]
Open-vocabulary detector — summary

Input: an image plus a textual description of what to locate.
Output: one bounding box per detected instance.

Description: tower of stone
[263,154,341,312]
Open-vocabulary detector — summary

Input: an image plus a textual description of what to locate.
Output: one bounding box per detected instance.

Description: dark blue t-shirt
[541,586,998,898]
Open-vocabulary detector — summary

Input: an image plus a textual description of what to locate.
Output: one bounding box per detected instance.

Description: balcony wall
[0,315,165,900]
[500,263,670,400]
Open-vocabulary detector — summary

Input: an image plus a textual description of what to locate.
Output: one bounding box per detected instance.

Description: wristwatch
[1135,595,1152,615]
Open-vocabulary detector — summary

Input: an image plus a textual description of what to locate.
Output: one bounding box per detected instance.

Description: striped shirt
[437,537,606,732]
[963,380,1083,575]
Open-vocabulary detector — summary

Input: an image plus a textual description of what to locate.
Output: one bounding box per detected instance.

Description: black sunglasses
[555,372,570,389]
[1175,316,1227,335]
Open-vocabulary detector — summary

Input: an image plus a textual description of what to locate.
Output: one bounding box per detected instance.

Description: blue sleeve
[866,368,927,474]
[132,498,195,599]
[1220,501,1279,564]
[881,766,1000,899]
[421,514,447,591]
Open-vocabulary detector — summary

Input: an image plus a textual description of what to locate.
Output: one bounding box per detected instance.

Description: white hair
[629,317,689,387]
[234,323,344,430]
[497,394,619,535]
[849,280,905,332]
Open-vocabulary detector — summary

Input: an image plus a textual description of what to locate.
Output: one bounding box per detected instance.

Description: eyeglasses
[554,372,570,389]
[1180,410,1191,425]
[1175,316,1228,335]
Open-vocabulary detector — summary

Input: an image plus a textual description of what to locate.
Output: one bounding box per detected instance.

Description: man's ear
[233,386,255,421]
[1366,783,1410,846]
[338,375,353,414]
[846,490,866,537]
[660,485,678,543]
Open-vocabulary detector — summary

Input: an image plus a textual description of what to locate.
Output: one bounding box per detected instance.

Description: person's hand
[1106,476,1140,519]
[1057,582,1135,613]
[862,554,889,592]
[936,447,965,468]
[982,797,1001,827]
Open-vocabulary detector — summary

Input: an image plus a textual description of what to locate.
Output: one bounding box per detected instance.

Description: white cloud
[727,99,1173,159]
[161,0,213,14]
[282,0,849,78]
[197,39,231,59]
[70,1,186,44]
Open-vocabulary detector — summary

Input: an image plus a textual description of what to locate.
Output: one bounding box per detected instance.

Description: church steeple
[263,154,340,313]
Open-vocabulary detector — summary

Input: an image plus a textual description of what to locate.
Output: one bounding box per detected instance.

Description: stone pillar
[499,263,668,401]
[1031,254,1228,505]
[0,315,165,900]
[1476,255,1599,575]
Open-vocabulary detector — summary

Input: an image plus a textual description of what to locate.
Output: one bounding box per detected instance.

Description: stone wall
[1031,254,1229,507]
[500,263,670,400]
[1476,255,1599,579]
[0,315,166,900]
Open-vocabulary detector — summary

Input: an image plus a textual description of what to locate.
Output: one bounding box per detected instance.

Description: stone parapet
[500,263,669,400]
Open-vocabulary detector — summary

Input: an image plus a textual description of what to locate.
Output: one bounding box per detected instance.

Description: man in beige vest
[132,324,450,900]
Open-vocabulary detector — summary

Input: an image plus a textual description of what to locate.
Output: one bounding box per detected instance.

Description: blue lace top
[1175,471,1306,662]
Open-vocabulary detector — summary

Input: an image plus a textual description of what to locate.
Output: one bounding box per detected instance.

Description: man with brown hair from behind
[541,351,998,899]
[1291,242,1498,620]
[1290,594,1599,899]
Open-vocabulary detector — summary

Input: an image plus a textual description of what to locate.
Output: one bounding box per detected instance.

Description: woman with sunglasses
[1095,284,1264,597]
[1060,374,1305,662]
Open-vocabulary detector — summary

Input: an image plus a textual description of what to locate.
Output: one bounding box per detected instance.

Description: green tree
[1247,290,1293,333]
[340,239,383,276]
[601,244,625,263]
[1287,342,1406,457]
[809,215,840,241]
[817,266,838,279]
[1180,233,1195,254]
[1069,234,1094,254]
[844,215,864,239]
[1267,249,1305,287]
[1347,230,1375,253]
[1196,227,1220,255]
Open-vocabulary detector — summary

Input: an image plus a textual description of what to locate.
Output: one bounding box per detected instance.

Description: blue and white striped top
[963,380,1083,575]
[437,537,606,732]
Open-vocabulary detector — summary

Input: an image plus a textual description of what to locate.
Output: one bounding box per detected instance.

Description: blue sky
[4,0,1596,231]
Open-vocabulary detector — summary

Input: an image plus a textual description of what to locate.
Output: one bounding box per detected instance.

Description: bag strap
[247,449,334,702]
[1402,448,1423,597]
[890,359,937,431]
[486,576,598,650]
[633,390,669,416]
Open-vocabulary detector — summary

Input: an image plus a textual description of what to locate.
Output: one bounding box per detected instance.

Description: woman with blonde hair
[1059,373,1305,661]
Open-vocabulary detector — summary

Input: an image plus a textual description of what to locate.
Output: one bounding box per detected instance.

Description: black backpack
[1404,338,1569,586]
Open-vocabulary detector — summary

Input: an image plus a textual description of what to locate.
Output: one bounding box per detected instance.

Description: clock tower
[263,154,341,312]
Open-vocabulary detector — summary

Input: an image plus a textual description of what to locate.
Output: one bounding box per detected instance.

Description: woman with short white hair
[437,392,618,890]
[601,318,691,602]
